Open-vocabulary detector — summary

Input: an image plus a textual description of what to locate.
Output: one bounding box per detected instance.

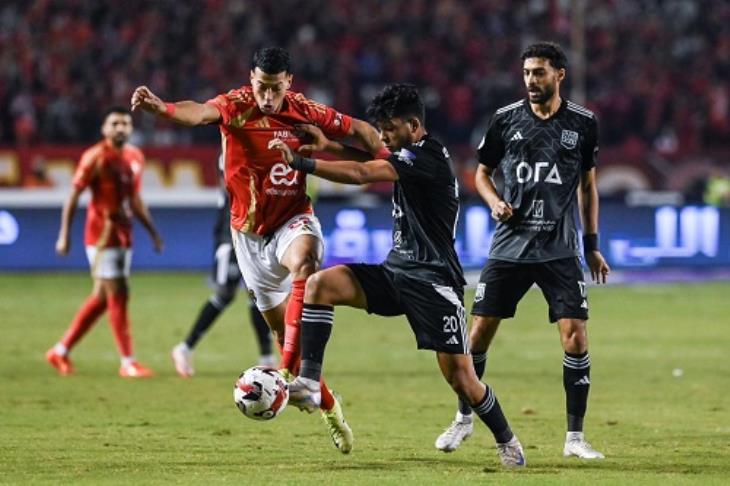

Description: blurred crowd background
[1,0,729,202]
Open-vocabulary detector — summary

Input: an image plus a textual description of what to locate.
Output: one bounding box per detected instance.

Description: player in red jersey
[46,107,164,378]
[131,47,384,453]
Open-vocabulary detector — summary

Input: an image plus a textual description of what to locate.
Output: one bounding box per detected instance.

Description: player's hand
[55,236,70,256]
[295,124,330,153]
[268,138,294,164]
[131,86,165,115]
[586,251,610,284]
[152,233,164,253]
[491,200,514,222]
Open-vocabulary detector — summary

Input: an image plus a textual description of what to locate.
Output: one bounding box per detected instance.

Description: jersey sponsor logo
[516,161,563,185]
[269,163,299,186]
[264,187,299,196]
[561,129,579,149]
[474,282,486,302]
[396,148,416,166]
[272,130,294,139]
[510,131,523,141]
[445,335,460,345]
[528,199,544,218]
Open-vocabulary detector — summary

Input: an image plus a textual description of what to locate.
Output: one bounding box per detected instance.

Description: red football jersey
[72,140,144,248]
[206,87,352,235]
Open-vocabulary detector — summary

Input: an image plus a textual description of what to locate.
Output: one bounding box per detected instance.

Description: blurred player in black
[171,157,275,378]
[435,42,610,459]
[270,84,526,468]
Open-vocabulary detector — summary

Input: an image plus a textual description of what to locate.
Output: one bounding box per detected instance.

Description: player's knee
[214,287,236,307]
[104,279,128,298]
[293,259,318,280]
[469,316,499,352]
[287,249,320,281]
[447,369,473,398]
[303,271,329,303]
[561,323,588,353]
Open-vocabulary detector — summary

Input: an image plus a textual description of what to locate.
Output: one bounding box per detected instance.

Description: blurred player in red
[46,107,164,378]
[132,47,384,453]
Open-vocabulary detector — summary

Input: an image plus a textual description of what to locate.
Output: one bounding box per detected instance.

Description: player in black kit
[435,42,610,459]
[171,160,275,378]
[269,84,525,468]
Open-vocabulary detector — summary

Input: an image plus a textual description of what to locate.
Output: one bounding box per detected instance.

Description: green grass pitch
[1,273,728,484]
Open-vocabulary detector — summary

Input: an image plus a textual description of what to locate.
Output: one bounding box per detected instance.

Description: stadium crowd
[1,0,729,160]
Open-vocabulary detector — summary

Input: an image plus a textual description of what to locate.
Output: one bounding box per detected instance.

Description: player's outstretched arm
[580,168,609,284]
[347,118,387,157]
[56,187,82,255]
[475,164,513,222]
[269,139,397,185]
[130,193,164,252]
[131,86,220,126]
[296,124,375,162]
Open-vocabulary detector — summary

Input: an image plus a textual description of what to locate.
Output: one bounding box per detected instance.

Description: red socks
[281,279,305,371]
[60,295,107,350]
[320,378,335,410]
[107,291,133,357]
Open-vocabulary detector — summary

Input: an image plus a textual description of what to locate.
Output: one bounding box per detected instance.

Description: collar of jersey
[523,97,566,123]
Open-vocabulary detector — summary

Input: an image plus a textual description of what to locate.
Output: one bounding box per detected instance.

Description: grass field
[1,273,729,485]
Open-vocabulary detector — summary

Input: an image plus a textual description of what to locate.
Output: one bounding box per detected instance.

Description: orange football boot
[119,361,154,378]
[46,348,74,376]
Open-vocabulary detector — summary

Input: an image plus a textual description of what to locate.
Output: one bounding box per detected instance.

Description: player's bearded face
[102,114,132,146]
[523,58,562,105]
[250,68,292,114]
[377,118,412,151]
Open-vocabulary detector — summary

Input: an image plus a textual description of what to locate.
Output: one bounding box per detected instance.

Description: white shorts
[85,246,132,279]
[231,214,323,312]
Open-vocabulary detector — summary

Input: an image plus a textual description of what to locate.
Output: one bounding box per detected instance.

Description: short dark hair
[252,46,291,74]
[366,84,425,125]
[102,106,131,122]
[521,42,568,70]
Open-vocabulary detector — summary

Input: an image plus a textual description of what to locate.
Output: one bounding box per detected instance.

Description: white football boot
[171,343,194,378]
[435,412,474,452]
[563,432,605,459]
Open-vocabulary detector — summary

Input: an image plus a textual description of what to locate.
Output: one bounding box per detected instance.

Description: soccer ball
[233,366,289,420]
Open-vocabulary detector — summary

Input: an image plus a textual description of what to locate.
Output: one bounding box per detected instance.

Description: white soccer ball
[233,366,289,420]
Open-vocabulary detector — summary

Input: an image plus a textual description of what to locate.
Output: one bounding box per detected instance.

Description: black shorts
[471,257,588,323]
[346,263,468,354]
[212,243,242,289]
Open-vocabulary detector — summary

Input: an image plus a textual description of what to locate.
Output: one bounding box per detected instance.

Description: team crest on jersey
[561,130,579,149]
[396,148,415,166]
[474,283,486,303]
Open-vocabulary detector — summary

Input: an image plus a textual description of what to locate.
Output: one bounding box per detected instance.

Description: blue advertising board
[1,202,728,271]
